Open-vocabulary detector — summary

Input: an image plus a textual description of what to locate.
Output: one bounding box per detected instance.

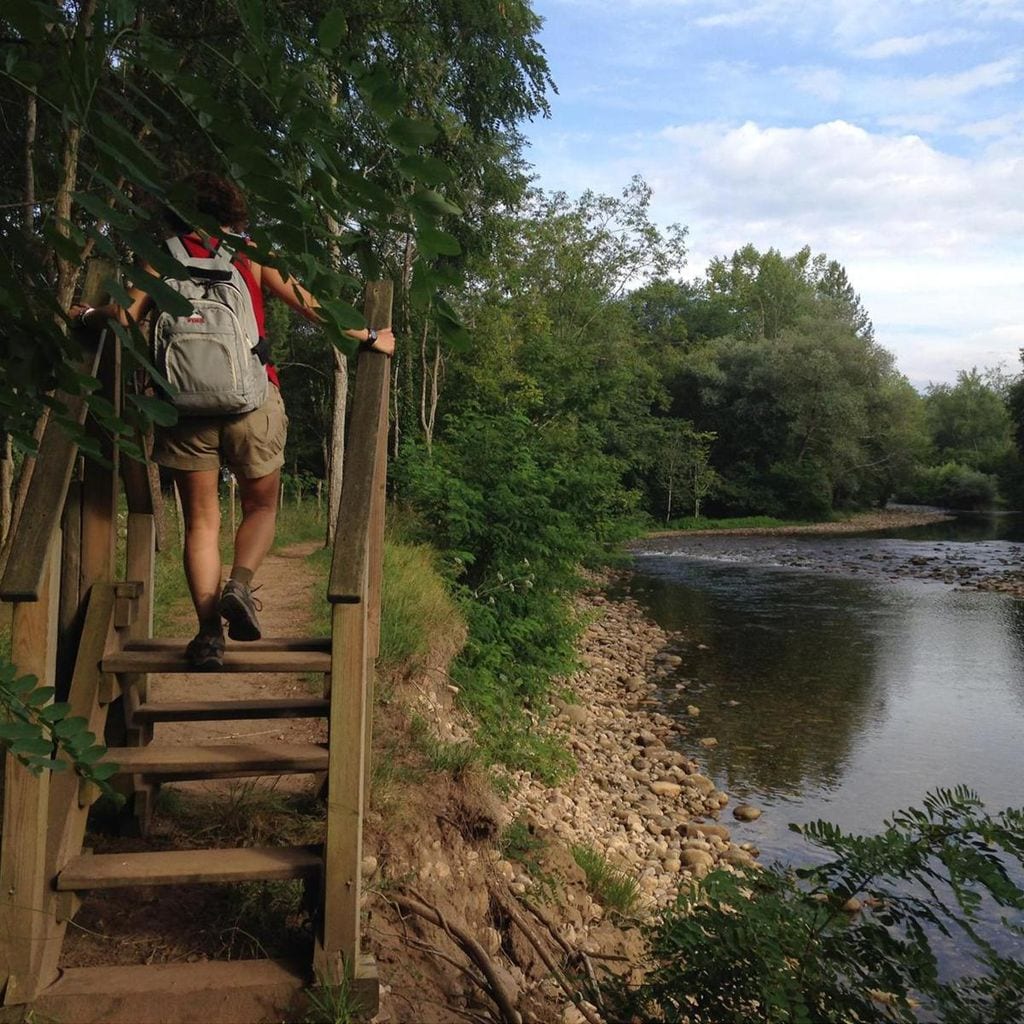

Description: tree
[924,369,1013,474]
[659,247,922,517]
[655,424,718,521]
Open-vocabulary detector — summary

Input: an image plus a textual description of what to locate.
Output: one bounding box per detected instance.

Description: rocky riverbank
[506,574,756,909]
[643,506,954,540]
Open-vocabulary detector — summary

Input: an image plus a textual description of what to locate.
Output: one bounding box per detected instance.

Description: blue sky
[523,0,1024,386]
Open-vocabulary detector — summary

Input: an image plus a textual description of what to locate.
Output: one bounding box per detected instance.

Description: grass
[156,780,325,848]
[571,843,641,916]
[408,714,479,779]
[305,970,368,1024]
[499,816,546,873]
[663,514,811,531]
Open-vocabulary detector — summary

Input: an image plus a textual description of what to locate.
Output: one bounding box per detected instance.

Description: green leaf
[89,762,120,782]
[25,686,56,707]
[387,118,439,154]
[318,298,366,331]
[416,224,462,258]
[11,674,38,696]
[397,155,455,186]
[358,68,407,120]
[318,9,347,50]
[76,744,107,766]
[39,703,72,723]
[128,393,179,427]
[54,717,90,740]
[409,189,463,217]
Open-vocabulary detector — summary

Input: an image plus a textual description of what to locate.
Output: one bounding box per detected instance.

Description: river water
[626,513,1024,963]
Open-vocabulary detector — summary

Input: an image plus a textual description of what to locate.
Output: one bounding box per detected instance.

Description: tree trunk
[54,0,98,312]
[419,318,442,454]
[23,90,36,232]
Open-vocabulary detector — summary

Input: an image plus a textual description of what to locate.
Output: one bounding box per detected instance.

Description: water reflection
[628,532,1024,858]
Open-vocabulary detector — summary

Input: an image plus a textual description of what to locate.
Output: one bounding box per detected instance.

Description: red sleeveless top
[179,234,280,388]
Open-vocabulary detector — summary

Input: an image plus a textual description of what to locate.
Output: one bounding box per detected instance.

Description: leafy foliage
[898,461,1000,511]
[0,665,118,797]
[605,787,1024,1024]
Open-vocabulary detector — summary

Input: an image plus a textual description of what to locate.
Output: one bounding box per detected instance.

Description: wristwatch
[361,328,378,349]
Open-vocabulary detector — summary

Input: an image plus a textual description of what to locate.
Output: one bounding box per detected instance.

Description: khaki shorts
[153,384,288,479]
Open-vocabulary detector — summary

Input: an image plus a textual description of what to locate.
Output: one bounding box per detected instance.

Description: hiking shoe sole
[219,584,262,642]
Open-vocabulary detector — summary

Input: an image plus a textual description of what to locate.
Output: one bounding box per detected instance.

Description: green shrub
[898,461,999,510]
[604,787,1024,1024]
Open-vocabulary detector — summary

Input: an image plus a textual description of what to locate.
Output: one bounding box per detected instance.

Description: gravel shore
[507,576,755,909]
[642,506,954,540]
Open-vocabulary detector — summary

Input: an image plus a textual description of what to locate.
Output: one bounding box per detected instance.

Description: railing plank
[0,541,61,1003]
[0,342,104,603]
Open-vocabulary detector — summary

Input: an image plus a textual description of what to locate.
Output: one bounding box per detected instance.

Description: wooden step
[29,957,379,1024]
[58,845,322,890]
[103,648,331,675]
[128,636,331,652]
[101,743,328,779]
[132,696,330,724]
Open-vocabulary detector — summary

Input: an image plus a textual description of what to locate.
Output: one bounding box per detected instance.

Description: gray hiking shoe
[186,631,226,670]
[219,579,263,641]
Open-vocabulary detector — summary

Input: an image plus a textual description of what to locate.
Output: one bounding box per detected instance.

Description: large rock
[679,848,715,876]
[649,780,682,798]
[733,803,762,822]
[680,773,716,796]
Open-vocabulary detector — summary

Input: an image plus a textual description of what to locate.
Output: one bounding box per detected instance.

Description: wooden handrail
[0,339,105,603]
[327,282,393,604]
[327,350,389,602]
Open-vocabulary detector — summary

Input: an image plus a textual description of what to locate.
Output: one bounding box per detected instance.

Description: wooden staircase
[0,280,393,1022]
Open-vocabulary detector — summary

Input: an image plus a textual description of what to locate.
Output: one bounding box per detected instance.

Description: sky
[523,0,1024,387]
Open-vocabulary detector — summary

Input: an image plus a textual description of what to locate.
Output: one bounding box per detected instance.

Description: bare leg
[173,469,223,633]
[232,469,280,576]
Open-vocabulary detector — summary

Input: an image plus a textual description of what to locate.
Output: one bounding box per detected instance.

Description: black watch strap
[360,328,378,350]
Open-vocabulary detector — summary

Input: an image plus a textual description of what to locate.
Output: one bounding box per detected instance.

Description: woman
[70,172,395,668]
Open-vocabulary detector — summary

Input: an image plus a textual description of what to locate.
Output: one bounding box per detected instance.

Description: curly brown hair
[166,171,249,233]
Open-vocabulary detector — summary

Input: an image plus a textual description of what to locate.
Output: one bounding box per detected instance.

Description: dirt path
[154,540,327,781]
[62,539,331,970]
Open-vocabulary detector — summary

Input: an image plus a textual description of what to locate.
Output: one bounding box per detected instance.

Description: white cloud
[854,29,985,59]
[900,57,1021,101]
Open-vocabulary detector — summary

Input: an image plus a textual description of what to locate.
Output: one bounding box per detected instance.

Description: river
[626,512,1024,964]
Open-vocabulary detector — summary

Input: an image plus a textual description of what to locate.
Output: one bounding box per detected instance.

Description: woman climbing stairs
[0,288,391,1022]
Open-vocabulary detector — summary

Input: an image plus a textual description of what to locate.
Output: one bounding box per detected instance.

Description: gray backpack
[152,236,267,416]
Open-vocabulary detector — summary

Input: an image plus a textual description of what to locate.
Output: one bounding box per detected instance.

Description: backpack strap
[166,235,235,281]
[166,235,191,264]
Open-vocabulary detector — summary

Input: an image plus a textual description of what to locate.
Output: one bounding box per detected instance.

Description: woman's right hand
[369,327,396,356]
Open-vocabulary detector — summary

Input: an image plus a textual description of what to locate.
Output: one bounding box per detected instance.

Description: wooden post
[363,282,392,663]
[79,334,119,596]
[36,585,117,989]
[318,282,392,986]
[0,542,61,1004]
[317,586,370,981]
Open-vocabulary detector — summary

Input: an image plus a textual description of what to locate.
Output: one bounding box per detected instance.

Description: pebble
[505,573,745,915]
[733,804,762,822]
